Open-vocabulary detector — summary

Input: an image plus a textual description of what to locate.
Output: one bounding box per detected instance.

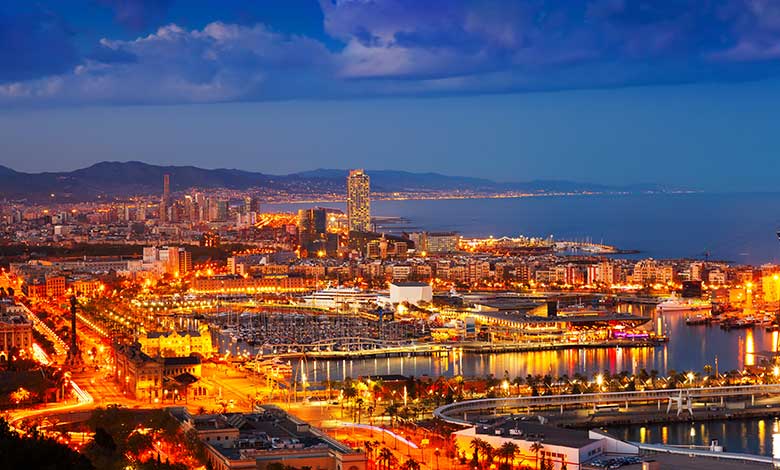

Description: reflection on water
[218,304,778,381]
[609,418,780,457]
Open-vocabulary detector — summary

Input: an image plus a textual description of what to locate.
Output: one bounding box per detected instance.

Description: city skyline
[5,3,780,468]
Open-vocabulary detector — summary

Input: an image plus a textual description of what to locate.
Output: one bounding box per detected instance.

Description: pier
[237,337,667,360]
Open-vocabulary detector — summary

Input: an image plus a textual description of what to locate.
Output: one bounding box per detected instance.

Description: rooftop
[476,417,598,449]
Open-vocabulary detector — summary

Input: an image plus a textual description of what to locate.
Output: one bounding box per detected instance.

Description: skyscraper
[163,173,170,201]
[160,173,171,222]
[298,208,327,245]
[347,169,371,232]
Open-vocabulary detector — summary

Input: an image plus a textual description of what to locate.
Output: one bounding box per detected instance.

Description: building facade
[347,169,371,232]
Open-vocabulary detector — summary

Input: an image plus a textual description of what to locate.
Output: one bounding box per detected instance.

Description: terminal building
[172,405,367,470]
[453,417,638,470]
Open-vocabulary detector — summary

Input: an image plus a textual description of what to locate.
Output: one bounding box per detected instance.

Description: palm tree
[497,441,519,470]
[385,403,400,427]
[479,441,495,470]
[470,437,486,468]
[529,441,544,470]
[365,441,376,468]
[400,458,421,470]
[379,447,396,470]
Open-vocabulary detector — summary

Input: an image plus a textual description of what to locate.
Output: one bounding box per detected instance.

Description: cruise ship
[656,297,711,313]
[300,286,379,311]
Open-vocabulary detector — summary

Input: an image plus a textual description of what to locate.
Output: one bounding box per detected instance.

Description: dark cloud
[0,7,79,83]
[6,0,780,104]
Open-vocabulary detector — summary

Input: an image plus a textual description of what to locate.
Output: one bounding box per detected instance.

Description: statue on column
[66,294,83,366]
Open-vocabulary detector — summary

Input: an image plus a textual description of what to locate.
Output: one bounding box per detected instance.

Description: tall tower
[163,173,170,201]
[347,169,371,232]
[66,295,82,365]
[161,173,171,222]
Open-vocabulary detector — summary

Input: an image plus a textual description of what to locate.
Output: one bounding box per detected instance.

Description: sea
[262,192,780,455]
[268,192,780,265]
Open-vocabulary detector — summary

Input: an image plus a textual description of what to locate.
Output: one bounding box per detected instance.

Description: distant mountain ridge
[0,161,672,201]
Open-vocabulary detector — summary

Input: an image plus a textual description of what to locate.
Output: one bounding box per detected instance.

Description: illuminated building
[0,302,33,359]
[365,236,409,260]
[45,275,66,297]
[173,406,367,470]
[114,342,164,401]
[389,282,432,305]
[160,173,171,222]
[298,208,336,256]
[70,278,102,297]
[466,260,491,283]
[410,231,460,253]
[115,341,204,401]
[138,323,214,358]
[347,169,371,232]
[164,246,192,276]
[453,419,637,470]
[247,195,261,213]
[191,275,311,293]
[298,208,327,240]
[202,231,221,248]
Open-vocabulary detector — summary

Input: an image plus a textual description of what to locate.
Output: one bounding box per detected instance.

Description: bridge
[433,384,780,425]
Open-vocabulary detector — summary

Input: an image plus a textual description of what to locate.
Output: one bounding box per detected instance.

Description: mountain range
[0,161,671,201]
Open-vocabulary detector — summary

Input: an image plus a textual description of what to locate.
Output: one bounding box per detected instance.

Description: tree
[385,403,400,427]
[479,441,495,470]
[93,427,117,453]
[400,458,421,470]
[10,387,31,405]
[379,447,397,470]
[0,418,93,470]
[529,441,544,469]
[470,437,485,468]
[497,441,519,470]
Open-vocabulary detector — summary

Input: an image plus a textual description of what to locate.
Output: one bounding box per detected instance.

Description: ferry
[656,297,711,313]
[300,286,379,310]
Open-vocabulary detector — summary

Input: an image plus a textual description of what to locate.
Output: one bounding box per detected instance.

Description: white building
[453,419,638,470]
[389,282,432,305]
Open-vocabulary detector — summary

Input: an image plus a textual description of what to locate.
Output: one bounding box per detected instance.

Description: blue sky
[3,0,780,190]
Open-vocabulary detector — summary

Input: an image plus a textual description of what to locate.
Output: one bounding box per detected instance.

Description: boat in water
[656,297,711,313]
[685,313,712,325]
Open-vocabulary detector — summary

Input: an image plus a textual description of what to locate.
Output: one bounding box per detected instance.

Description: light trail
[336,422,419,449]
[71,381,94,404]
[32,342,51,365]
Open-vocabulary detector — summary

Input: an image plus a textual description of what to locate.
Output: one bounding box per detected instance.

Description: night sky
[2,0,780,190]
